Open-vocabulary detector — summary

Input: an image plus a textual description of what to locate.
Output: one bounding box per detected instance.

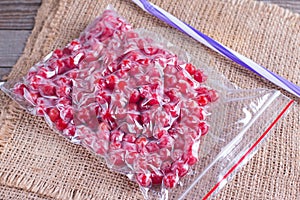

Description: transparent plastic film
[72,11,294,199]
[0,9,132,140]
[0,7,295,200]
[72,27,219,196]
[170,90,293,200]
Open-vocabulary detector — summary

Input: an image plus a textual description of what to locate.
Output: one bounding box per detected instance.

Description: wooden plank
[260,0,300,13]
[0,0,41,30]
[0,68,11,81]
[0,30,31,67]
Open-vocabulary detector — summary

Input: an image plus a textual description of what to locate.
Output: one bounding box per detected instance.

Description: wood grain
[0,30,31,67]
[0,0,41,81]
[0,0,41,30]
[261,0,300,13]
[0,68,11,81]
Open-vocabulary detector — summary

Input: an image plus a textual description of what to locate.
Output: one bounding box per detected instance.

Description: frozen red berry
[185,63,196,75]
[194,70,207,83]
[198,121,209,136]
[171,161,189,177]
[136,173,152,187]
[14,83,27,96]
[40,85,56,96]
[163,172,179,188]
[55,118,68,131]
[151,172,163,185]
[197,95,209,106]
[48,107,60,122]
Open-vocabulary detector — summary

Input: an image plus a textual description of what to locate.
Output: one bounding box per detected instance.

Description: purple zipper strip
[137,0,300,97]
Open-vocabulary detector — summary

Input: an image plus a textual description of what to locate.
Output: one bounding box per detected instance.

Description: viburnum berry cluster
[13,10,132,139]
[11,9,218,191]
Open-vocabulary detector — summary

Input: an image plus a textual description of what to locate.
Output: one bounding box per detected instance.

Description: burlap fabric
[0,185,54,200]
[0,0,299,199]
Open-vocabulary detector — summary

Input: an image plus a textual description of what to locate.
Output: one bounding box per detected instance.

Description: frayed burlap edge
[0,172,83,200]
[0,184,54,200]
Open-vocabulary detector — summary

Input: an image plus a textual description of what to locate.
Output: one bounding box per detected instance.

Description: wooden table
[0,0,41,81]
[0,0,299,81]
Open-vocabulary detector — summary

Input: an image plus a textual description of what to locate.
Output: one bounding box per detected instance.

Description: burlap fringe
[0,102,18,154]
[0,101,98,199]
[0,171,98,200]
[0,124,11,155]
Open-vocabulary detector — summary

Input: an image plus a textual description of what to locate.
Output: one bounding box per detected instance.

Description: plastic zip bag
[73,27,219,194]
[0,7,294,200]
